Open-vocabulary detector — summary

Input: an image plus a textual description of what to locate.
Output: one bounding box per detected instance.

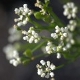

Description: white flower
[36,60,56,78]
[57,53,61,59]
[14,4,33,27]
[50,64,56,70]
[45,41,54,54]
[51,26,68,41]
[41,73,45,77]
[9,57,20,67]
[50,72,54,77]
[67,20,77,31]
[3,44,21,66]
[51,33,58,39]
[66,43,71,49]
[47,61,50,67]
[63,2,77,19]
[55,25,60,33]
[40,60,45,65]
[8,27,22,42]
[37,69,43,75]
[22,27,40,43]
[50,78,55,80]
[3,44,16,59]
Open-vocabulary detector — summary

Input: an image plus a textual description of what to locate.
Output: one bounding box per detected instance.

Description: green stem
[48,7,65,27]
[32,41,47,52]
[34,53,47,59]
[55,59,73,70]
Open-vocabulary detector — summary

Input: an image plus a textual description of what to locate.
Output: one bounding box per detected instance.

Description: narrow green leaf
[17,27,22,31]
[34,12,43,19]
[24,49,32,57]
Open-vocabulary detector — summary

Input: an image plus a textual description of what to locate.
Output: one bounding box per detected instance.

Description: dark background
[0,0,80,80]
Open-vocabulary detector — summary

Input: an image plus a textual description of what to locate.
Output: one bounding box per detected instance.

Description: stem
[29,17,56,31]
[55,59,74,70]
[48,7,65,27]
[34,53,47,59]
[29,17,43,29]
[76,17,80,23]
[32,41,46,52]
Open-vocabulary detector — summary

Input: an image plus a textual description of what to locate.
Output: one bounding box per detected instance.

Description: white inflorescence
[3,44,21,66]
[63,2,77,19]
[45,41,62,59]
[35,0,46,15]
[22,27,40,43]
[36,60,56,78]
[14,4,33,27]
[8,27,22,42]
[45,41,54,54]
[51,25,68,41]
[45,25,75,58]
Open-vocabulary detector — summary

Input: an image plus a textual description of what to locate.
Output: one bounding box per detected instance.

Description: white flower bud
[40,60,45,65]
[50,72,54,77]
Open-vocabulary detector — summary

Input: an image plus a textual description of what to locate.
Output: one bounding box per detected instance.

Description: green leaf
[22,59,30,65]
[17,27,22,31]
[44,0,50,7]
[24,49,32,57]
[19,43,37,51]
[34,12,43,19]
[20,57,30,65]
[43,15,52,23]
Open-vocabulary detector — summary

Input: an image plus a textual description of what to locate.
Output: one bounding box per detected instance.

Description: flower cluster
[22,27,40,43]
[63,2,77,19]
[8,27,22,42]
[36,60,56,78]
[35,0,46,15]
[51,25,68,40]
[3,44,21,66]
[14,4,32,27]
[3,0,79,80]
[45,41,54,54]
[45,26,68,53]
[45,24,76,59]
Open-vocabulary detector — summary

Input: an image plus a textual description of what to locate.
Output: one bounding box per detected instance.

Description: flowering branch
[3,0,80,79]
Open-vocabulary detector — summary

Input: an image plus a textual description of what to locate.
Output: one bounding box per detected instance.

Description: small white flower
[23,4,28,8]
[66,43,71,49]
[45,41,54,54]
[14,4,32,27]
[50,64,56,70]
[17,22,23,27]
[63,47,67,51]
[45,73,50,78]
[50,72,54,77]
[3,44,21,66]
[22,27,40,43]
[70,39,75,44]
[63,2,77,19]
[57,53,61,59]
[3,44,16,60]
[37,69,43,75]
[36,60,55,78]
[40,60,45,65]
[41,73,45,77]
[50,78,55,80]
[47,61,50,67]
[67,20,77,31]
[51,33,58,39]
[8,27,22,42]
[63,33,67,37]
[55,25,60,33]
[9,58,20,67]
